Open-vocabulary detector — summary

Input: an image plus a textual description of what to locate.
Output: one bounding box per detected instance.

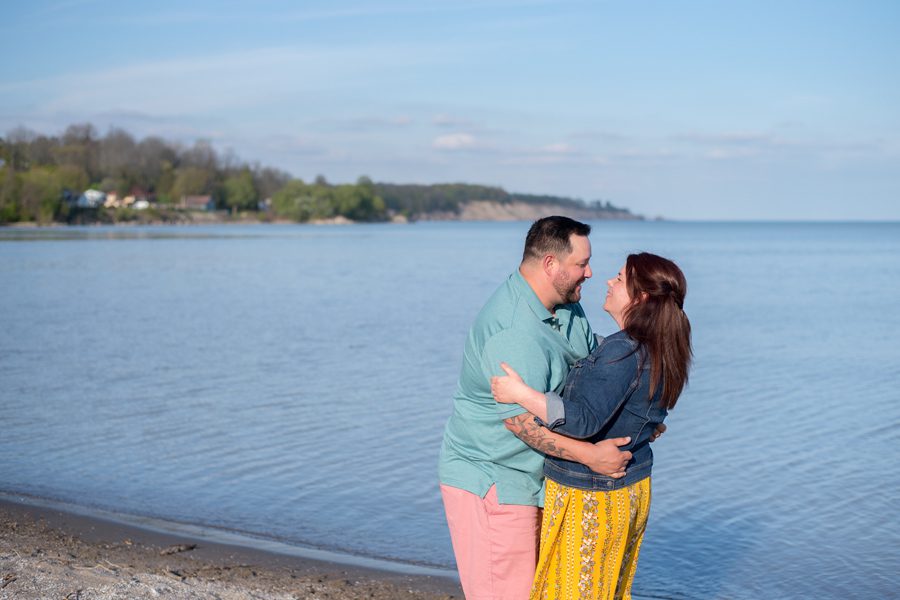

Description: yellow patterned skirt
[530,477,652,600]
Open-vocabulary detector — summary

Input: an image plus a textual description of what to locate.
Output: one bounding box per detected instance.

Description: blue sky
[2,0,898,220]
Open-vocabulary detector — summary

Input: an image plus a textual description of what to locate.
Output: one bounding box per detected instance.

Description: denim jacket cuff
[534,391,565,429]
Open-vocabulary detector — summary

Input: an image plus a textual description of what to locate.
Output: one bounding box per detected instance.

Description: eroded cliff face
[414,200,641,222]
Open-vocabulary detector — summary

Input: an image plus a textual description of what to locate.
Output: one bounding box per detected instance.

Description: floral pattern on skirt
[530,477,652,600]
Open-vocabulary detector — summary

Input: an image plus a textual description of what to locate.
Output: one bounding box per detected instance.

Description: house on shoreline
[78,187,154,210]
[76,189,106,208]
[180,195,215,211]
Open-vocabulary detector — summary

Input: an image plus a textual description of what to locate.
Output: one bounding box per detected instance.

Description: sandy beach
[0,498,461,600]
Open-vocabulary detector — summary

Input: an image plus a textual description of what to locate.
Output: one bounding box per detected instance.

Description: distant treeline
[374,183,633,217]
[0,124,632,224]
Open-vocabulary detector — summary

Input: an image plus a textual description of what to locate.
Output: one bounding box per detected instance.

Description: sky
[1,0,898,220]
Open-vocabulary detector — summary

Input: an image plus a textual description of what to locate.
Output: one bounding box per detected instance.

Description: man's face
[551,234,592,304]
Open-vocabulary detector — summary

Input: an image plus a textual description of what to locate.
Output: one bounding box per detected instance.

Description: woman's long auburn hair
[622,252,692,409]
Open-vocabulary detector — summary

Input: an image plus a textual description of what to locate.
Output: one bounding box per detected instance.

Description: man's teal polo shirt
[438,270,595,507]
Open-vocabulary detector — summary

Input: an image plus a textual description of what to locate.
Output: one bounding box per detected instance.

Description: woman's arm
[493,359,665,471]
[490,362,549,421]
[494,347,635,440]
[492,363,632,475]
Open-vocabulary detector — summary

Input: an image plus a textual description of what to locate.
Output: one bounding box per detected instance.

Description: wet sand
[0,498,461,599]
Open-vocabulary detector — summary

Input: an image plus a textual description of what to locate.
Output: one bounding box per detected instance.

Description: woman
[491,252,692,600]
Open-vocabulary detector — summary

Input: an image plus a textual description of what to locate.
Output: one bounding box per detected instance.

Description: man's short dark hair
[522,216,591,262]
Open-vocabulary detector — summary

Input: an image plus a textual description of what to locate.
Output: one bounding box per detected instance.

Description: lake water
[1,221,898,599]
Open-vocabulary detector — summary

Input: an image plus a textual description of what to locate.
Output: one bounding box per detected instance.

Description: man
[438,216,634,600]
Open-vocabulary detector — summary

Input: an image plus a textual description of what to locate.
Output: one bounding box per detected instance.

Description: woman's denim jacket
[540,330,667,491]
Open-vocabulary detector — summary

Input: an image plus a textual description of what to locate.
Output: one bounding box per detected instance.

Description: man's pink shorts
[441,484,540,600]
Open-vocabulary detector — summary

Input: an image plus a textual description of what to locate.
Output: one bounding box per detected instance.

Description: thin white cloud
[703,147,760,161]
[253,134,328,157]
[494,139,590,165]
[542,143,574,154]
[22,0,574,30]
[312,116,414,133]
[274,0,576,24]
[607,148,678,163]
[668,130,892,163]
[0,46,325,114]
[433,114,475,129]
[671,131,777,146]
[433,133,477,150]
[570,130,628,143]
[500,155,579,166]
[0,42,454,117]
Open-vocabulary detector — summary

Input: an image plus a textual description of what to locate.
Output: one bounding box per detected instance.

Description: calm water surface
[1,221,898,599]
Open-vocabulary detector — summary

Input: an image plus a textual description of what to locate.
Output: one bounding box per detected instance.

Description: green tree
[136,136,178,191]
[18,167,68,223]
[254,166,291,201]
[154,161,176,203]
[56,164,89,193]
[4,127,36,171]
[223,169,258,213]
[334,178,386,221]
[271,179,307,220]
[98,128,137,189]
[171,167,211,202]
[28,134,59,166]
[271,179,336,222]
[0,167,21,223]
[55,123,99,181]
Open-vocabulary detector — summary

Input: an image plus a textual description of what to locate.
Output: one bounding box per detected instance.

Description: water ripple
[2,222,899,596]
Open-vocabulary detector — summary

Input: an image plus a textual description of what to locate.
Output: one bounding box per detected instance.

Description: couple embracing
[439,216,692,600]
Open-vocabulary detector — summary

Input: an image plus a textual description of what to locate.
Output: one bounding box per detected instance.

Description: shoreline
[1,199,643,228]
[0,494,461,599]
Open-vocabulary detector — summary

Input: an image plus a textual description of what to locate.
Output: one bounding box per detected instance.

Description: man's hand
[581,437,632,478]
[650,423,666,442]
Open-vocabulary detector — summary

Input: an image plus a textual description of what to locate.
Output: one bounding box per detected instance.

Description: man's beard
[553,272,583,304]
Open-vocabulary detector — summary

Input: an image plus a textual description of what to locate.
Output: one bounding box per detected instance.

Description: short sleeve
[482,329,552,419]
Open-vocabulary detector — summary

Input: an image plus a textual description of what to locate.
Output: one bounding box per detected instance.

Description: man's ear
[542,254,556,275]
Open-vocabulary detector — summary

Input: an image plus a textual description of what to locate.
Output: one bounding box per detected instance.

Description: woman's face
[603,263,633,325]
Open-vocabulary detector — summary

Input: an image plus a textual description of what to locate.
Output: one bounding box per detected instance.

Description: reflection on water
[1,221,898,599]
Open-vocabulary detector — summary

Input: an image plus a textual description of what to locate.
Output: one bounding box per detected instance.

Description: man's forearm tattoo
[505,414,575,461]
